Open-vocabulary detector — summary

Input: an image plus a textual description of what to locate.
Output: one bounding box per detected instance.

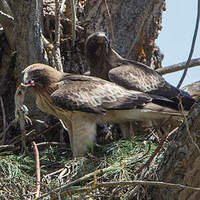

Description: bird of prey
[182,81,200,100]
[85,32,195,111]
[21,63,184,157]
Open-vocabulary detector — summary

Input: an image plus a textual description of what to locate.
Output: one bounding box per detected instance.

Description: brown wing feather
[50,75,152,114]
[108,60,195,110]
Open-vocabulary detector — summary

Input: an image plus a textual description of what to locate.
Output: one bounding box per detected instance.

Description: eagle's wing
[50,75,152,114]
[108,60,195,110]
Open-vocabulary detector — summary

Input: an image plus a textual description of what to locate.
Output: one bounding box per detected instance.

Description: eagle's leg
[59,119,73,152]
[119,122,134,139]
[71,116,96,157]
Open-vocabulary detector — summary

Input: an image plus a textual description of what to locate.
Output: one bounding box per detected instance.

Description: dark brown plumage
[85,32,195,111]
[22,63,184,156]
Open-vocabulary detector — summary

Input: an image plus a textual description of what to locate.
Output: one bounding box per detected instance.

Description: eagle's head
[21,63,61,88]
[85,32,110,61]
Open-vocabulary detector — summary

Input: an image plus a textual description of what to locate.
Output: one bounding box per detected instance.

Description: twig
[136,126,178,174]
[36,142,66,147]
[41,180,200,196]
[37,166,115,199]
[46,167,68,177]
[65,17,84,31]
[176,0,200,88]
[70,0,76,47]
[156,58,200,75]
[54,0,64,72]
[104,0,115,44]
[42,35,54,50]
[0,96,7,130]
[0,144,14,149]
[32,141,41,199]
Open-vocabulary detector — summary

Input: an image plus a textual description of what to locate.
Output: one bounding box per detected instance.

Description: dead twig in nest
[38,180,200,197]
[136,126,178,174]
[37,165,115,199]
[54,0,64,72]
[36,142,66,147]
[32,141,41,199]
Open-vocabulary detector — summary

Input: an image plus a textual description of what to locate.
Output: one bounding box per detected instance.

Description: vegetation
[0,136,160,199]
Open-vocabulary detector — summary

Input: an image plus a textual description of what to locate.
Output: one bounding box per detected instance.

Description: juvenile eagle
[22,63,184,157]
[85,32,195,111]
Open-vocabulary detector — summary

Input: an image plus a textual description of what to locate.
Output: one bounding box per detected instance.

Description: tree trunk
[83,0,165,69]
[7,0,47,117]
[147,102,200,200]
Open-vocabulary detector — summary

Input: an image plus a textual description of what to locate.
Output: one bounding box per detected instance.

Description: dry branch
[54,0,63,72]
[156,58,200,75]
[32,141,41,199]
[136,127,178,174]
[37,166,115,199]
[69,180,200,193]
[70,0,76,47]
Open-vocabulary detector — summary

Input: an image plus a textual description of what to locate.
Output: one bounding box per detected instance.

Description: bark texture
[8,0,47,117]
[83,0,165,69]
[0,31,16,126]
[148,102,200,200]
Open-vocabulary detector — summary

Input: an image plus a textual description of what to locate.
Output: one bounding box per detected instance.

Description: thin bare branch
[70,0,76,47]
[75,180,200,192]
[37,166,115,199]
[156,58,200,75]
[0,96,7,130]
[36,142,66,147]
[38,180,200,198]
[54,0,63,72]
[0,0,12,16]
[177,0,200,88]
[136,126,178,174]
[104,0,115,44]
[0,144,14,149]
[32,141,41,199]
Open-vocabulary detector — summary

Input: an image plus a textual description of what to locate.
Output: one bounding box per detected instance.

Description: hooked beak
[21,72,35,87]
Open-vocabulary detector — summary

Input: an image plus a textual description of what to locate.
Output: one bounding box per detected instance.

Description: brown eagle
[22,63,184,157]
[85,32,195,111]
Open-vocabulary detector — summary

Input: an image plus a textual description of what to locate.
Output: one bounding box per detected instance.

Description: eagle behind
[85,32,195,111]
